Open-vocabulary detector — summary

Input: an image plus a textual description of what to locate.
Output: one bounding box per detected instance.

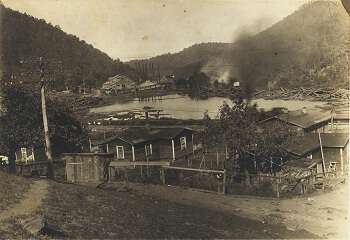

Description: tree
[200,111,223,168]
[253,121,296,174]
[188,72,210,99]
[0,85,87,174]
[0,85,42,173]
[214,86,263,185]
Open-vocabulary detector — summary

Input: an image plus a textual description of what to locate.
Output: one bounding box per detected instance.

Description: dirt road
[114,181,348,239]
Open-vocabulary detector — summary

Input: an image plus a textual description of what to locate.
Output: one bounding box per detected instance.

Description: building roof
[262,108,331,130]
[102,74,135,89]
[93,127,194,146]
[138,80,158,88]
[284,133,349,156]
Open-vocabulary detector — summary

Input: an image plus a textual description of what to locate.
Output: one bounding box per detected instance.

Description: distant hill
[128,1,349,90]
[0,5,139,91]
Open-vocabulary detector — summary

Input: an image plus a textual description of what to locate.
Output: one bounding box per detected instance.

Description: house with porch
[91,127,196,163]
[284,133,349,175]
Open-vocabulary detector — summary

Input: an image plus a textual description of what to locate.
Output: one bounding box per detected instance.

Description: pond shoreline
[88,93,329,121]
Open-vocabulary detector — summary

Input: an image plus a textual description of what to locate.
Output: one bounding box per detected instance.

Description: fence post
[160,168,166,184]
[276,177,280,199]
[222,169,227,194]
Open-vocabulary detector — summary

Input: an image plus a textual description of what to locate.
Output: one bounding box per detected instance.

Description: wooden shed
[63,153,112,183]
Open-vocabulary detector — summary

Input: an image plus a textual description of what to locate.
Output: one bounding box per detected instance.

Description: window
[116,146,124,159]
[145,144,152,156]
[180,137,187,151]
[329,162,337,172]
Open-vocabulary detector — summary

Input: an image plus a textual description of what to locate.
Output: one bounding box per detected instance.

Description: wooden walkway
[109,161,170,167]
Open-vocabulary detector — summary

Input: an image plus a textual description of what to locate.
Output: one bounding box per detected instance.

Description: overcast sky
[3,0,308,61]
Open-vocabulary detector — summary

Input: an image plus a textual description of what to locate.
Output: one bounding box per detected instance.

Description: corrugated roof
[285,133,349,156]
[276,109,331,129]
[93,127,194,146]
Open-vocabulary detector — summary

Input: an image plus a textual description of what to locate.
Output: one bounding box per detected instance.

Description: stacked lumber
[259,87,350,101]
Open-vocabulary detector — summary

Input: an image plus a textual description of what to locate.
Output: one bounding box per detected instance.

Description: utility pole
[318,130,326,177]
[39,57,54,178]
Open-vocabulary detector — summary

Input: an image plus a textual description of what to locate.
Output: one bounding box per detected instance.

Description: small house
[15,146,36,163]
[260,108,331,135]
[15,146,46,163]
[91,127,196,163]
[159,75,175,89]
[284,133,349,174]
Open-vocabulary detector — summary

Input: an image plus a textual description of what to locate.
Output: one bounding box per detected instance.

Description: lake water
[90,94,326,119]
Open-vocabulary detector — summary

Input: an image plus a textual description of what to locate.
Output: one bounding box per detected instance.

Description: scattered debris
[20,215,45,235]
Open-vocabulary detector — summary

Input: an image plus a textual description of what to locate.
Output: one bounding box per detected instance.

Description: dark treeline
[0,5,139,92]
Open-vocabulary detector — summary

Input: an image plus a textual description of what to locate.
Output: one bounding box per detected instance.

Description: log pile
[49,92,103,113]
[257,87,350,101]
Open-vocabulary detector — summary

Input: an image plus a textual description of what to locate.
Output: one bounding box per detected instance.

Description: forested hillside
[0,5,139,91]
[129,1,349,89]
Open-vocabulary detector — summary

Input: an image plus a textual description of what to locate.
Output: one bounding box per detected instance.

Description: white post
[132,145,135,161]
[32,146,35,162]
[191,134,194,155]
[40,57,54,178]
[106,144,109,153]
[89,139,92,152]
[340,148,343,175]
[171,139,175,161]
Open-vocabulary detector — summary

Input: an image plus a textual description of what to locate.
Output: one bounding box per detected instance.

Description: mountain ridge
[0,5,139,91]
[128,1,349,89]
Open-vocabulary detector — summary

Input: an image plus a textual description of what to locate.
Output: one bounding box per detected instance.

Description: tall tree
[0,84,87,174]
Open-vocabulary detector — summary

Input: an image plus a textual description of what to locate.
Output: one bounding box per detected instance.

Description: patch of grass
[0,171,33,211]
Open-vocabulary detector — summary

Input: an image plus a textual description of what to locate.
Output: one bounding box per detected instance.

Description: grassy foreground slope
[42,181,317,239]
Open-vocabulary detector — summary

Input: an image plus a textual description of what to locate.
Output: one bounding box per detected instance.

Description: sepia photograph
[0,0,349,239]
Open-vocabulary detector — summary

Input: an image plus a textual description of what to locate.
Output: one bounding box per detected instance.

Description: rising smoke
[201,17,275,99]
